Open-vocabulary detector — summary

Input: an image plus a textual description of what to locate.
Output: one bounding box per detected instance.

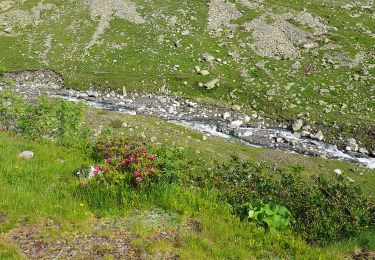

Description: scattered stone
[201,54,215,62]
[292,119,304,132]
[204,79,220,90]
[199,70,210,76]
[181,30,190,36]
[18,151,34,159]
[4,27,12,34]
[232,105,241,111]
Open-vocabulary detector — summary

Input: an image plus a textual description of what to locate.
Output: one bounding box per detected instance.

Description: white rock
[292,119,304,132]
[359,148,369,155]
[333,169,342,175]
[199,70,210,76]
[204,79,220,90]
[18,151,34,159]
[223,112,231,120]
[311,130,324,141]
[242,131,253,137]
[229,120,243,128]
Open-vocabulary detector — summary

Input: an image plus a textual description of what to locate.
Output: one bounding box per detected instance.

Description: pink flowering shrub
[90,137,161,188]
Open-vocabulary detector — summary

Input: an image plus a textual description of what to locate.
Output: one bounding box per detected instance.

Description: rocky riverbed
[1,69,375,169]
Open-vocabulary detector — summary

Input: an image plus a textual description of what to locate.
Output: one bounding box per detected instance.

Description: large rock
[358,148,369,155]
[292,119,304,132]
[311,130,324,141]
[18,151,34,159]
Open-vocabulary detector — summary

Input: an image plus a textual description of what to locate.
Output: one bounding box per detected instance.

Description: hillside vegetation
[0,0,374,148]
[0,0,375,259]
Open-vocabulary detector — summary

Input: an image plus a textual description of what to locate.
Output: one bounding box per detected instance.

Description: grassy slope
[0,132,374,259]
[0,0,374,147]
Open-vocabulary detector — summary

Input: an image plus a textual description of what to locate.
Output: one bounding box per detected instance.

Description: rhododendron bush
[89,137,161,188]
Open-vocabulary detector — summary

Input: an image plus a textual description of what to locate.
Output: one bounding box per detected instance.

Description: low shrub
[92,142,161,187]
[0,91,86,140]
[79,137,187,208]
[198,156,375,245]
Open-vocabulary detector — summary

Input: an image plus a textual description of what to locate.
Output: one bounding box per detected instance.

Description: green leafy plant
[198,156,375,245]
[247,202,294,233]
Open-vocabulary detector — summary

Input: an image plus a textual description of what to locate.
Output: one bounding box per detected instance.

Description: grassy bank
[0,132,374,259]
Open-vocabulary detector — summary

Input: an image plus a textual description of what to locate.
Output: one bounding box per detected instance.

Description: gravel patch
[244,18,309,59]
[207,0,242,31]
[239,0,265,9]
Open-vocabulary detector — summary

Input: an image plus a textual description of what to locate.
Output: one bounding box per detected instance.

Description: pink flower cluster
[93,145,159,185]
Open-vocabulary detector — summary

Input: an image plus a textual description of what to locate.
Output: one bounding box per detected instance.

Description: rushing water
[51,94,375,169]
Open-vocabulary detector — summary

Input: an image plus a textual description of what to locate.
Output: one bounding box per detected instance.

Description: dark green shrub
[0,91,26,131]
[0,91,85,140]
[199,156,375,245]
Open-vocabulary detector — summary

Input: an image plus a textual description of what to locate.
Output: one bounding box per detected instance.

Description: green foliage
[247,202,295,233]
[0,90,26,131]
[0,65,6,76]
[0,91,86,140]
[199,156,375,245]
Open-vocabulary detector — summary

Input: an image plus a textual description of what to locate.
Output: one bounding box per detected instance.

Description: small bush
[198,157,375,245]
[0,91,26,131]
[79,137,187,209]
[0,91,85,140]
[92,140,161,188]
